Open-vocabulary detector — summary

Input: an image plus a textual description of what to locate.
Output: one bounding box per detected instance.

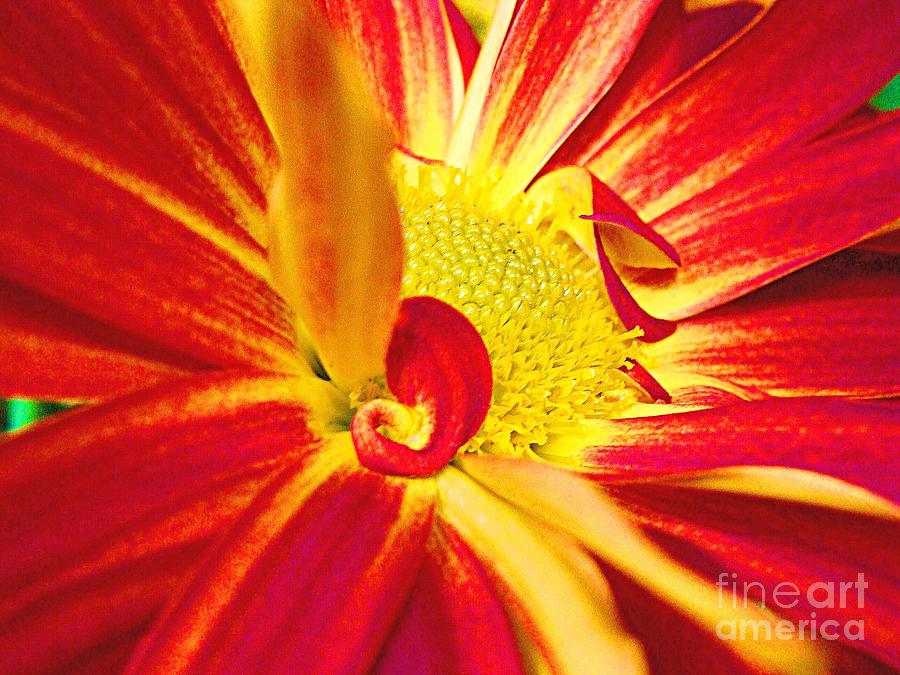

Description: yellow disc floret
[394,161,642,457]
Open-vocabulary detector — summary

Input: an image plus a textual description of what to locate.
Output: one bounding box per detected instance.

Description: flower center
[395,164,641,456]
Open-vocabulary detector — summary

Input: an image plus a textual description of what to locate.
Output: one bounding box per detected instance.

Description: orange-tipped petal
[251,1,403,390]
[0,371,342,673]
[129,436,435,674]
[351,296,492,477]
[459,455,829,673]
[312,0,467,158]
[0,279,202,401]
[646,250,900,399]
[624,111,900,320]
[458,0,662,201]
[552,0,762,167]
[437,467,647,673]
[374,523,525,674]
[589,0,900,220]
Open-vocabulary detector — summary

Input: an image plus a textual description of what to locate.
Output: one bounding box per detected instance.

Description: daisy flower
[0,0,897,672]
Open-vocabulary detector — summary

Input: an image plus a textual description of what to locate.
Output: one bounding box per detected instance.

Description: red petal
[553,0,762,168]
[352,296,492,477]
[594,225,676,343]
[589,0,900,219]
[444,0,479,84]
[581,397,899,504]
[314,0,467,158]
[459,0,662,201]
[129,448,435,674]
[0,371,340,673]
[610,483,900,668]
[0,279,202,400]
[0,113,298,373]
[624,112,900,319]
[374,523,525,674]
[646,250,900,398]
[0,2,277,237]
[620,358,671,404]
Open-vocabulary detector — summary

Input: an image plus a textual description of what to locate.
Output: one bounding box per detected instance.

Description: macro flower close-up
[1,0,898,672]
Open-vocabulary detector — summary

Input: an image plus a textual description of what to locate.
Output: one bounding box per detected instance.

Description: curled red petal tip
[620,358,671,404]
[351,296,492,477]
[593,222,677,343]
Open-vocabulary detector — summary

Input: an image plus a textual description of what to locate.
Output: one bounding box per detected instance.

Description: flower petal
[458,0,662,201]
[313,0,466,158]
[352,296,492,476]
[553,0,762,168]
[0,279,203,400]
[374,523,525,674]
[129,436,435,673]
[609,482,900,668]
[255,2,403,390]
[0,1,277,242]
[444,0,480,84]
[555,397,900,508]
[437,466,647,673]
[460,455,828,673]
[0,371,342,673]
[0,110,298,374]
[589,0,900,219]
[624,111,900,319]
[646,250,900,398]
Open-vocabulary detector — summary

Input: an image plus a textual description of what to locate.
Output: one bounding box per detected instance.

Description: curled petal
[595,228,676,343]
[352,296,492,476]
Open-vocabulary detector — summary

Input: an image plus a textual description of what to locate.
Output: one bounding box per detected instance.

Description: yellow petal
[459,455,830,674]
[238,0,402,390]
[437,467,647,675]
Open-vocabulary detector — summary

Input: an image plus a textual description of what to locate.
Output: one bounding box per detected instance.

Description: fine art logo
[716,572,868,641]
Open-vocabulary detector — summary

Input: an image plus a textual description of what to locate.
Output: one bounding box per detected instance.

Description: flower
[1,0,898,673]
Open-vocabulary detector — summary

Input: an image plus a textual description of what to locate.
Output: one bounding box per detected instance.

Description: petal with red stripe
[460,455,829,673]
[553,0,762,168]
[313,0,467,158]
[0,371,342,673]
[129,436,435,674]
[374,523,524,674]
[646,250,900,399]
[0,100,298,373]
[624,112,900,319]
[437,466,647,673]
[610,483,900,669]
[589,0,900,219]
[560,397,900,508]
[459,0,662,202]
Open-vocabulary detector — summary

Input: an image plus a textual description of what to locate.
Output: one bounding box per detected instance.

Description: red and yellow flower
[0,0,898,672]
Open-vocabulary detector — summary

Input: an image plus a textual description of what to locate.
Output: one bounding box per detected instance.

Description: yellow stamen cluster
[395,162,642,456]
